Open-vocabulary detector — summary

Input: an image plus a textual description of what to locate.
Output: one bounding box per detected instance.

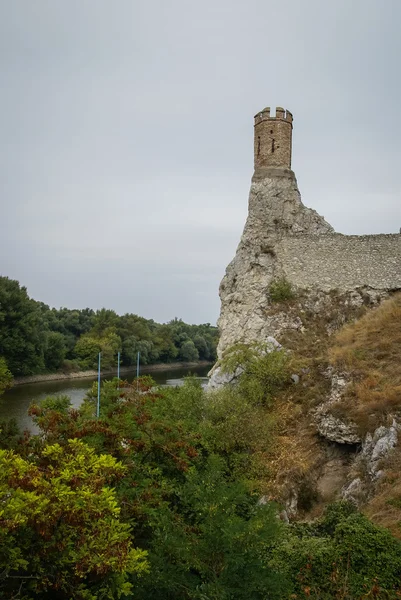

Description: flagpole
[136,351,140,391]
[117,351,120,390]
[97,352,101,418]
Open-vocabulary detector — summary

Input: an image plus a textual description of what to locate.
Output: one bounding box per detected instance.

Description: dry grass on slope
[365,446,401,539]
[258,293,369,511]
[329,292,401,433]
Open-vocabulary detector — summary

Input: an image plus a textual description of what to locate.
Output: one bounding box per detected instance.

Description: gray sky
[1,0,400,324]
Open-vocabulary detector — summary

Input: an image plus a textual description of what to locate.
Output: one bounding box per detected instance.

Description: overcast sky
[1,0,400,324]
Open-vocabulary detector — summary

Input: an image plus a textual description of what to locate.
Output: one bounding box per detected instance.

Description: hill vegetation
[2,366,401,598]
[1,280,401,597]
[329,293,401,433]
[0,276,218,383]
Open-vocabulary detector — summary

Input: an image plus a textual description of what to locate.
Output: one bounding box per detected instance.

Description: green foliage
[7,374,401,599]
[269,277,295,302]
[122,336,158,365]
[0,276,218,379]
[133,455,286,600]
[24,377,288,599]
[28,395,73,438]
[179,338,199,361]
[0,418,22,450]
[270,501,401,599]
[0,438,148,599]
[73,333,101,369]
[44,330,67,370]
[0,357,13,397]
[220,342,290,405]
[0,277,46,375]
[73,330,121,370]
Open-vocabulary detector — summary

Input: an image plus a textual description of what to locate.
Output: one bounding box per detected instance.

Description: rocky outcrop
[363,421,399,476]
[342,420,400,504]
[217,168,333,357]
[212,110,401,519]
[216,164,401,359]
[314,372,361,445]
[208,365,244,390]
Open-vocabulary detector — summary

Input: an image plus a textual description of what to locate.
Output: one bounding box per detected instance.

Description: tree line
[0,276,218,379]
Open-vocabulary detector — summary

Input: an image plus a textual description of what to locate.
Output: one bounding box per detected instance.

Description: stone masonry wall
[277,234,401,292]
[215,170,401,358]
[254,107,293,170]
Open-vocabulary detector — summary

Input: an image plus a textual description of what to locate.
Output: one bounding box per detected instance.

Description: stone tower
[212,105,334,363]
[254,106,293,170]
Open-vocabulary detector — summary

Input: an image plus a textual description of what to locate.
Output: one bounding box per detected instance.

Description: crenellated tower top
[254,106,293,170]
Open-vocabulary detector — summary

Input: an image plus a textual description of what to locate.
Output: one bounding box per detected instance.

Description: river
[0,364,210,433]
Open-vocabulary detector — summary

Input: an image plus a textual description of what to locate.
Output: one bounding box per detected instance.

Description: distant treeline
[0,276,219,378]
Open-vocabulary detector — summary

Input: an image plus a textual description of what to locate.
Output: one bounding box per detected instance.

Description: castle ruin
[215,106,401,357]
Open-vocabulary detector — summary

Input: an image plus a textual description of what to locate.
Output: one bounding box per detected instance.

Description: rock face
[211,106,401,516]
[342,420,400,504]
[215,108,401,358]
[217,167,333,356]
[314,372,361,445]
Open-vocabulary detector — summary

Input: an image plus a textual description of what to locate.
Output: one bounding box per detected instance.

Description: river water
[0,365,210,433]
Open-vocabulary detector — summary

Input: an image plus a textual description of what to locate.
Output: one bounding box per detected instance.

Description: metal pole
[136,351,140,391]
[97,352,101,418]
[117,351,120,390]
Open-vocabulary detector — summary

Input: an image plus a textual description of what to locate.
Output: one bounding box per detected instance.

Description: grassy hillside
[329,293,401,433]
[219,291,401,533]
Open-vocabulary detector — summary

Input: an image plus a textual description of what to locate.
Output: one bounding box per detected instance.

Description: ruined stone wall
[214,105,401,359]
[215,170,401,357]
[254,107,292,170]
[277,234,401,292]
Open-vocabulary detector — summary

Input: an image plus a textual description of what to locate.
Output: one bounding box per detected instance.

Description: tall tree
[0,277,47,375]
[0,357,13,397]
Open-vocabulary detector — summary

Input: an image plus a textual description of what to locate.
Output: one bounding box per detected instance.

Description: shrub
[220,342,290,406]
[270,502,401,599]
[60,358,80,373]
[269,277,295,302]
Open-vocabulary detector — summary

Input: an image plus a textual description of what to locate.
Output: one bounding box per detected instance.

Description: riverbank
[13,361,213,386]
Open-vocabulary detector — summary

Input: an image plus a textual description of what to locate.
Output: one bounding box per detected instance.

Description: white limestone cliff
[216,167,333,357]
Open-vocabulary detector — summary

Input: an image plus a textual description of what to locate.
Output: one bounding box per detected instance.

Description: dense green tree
[0,438,148,599]
[0,275,218,378]
[117,313,152,342]
[0,357,13,397]
[271,501,401,599]
[44,331,67,371]
[40,306,95,358]
[122,336,157,365]
[73,330,121,370]
[179,339,199,362]
[0,277,46,375]
[132,455,286,600]
[122,334,140,365]
[193,333,210,359]
[11,360,401,600]
[28,378,288,600]
[73,334,101,369]
[98,329,122,368]
[90,308,119,336]
[152,326,179,362]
